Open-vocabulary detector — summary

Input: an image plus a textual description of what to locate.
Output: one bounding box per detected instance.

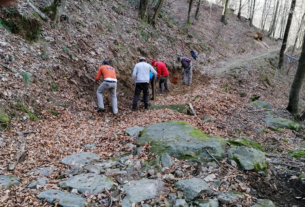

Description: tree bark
[279,0,296,70]
[237,0,242,19]
[139,0,149,20]
[187,0,194,24]
[292,12,305,54]
[220,0,229,24]
[249,0,256,27]
[195,0,201,20]
[268,0,279,37]
[287,31,305,116]
[152,0,165,27]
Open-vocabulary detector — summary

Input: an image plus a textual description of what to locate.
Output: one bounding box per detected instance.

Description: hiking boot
[97,108,105,112]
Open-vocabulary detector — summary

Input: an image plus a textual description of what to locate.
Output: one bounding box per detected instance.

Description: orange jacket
[95,65,117,81]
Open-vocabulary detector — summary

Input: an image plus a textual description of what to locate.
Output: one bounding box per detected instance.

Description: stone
[251,199,275,207]
[161,153,174,167]
[174,199,188,207]
[94,159,118,169]
[84,144,96,149]
[149,104,189,114]
[126,126,144,136]
[84,165,100,174]
[38,189,87,207]
[137,121,226,161]
[192,199,219,207]
[61,152,100,167]
[228,137,264,152]
[115,171,141,184]
[228,146,267,172]
[27,177,48,189]
[122,179,166,207]
[0,175,20,189]
[217,191,243,205]
[60,174,114,194]
[168,193,177,201]
[251,100,272,109]
[204,174,216,182]
[175,178,212,201]
[32,167,56,176]
[137,147,144,155]
[265,117,302,131]
[175,170,184,177]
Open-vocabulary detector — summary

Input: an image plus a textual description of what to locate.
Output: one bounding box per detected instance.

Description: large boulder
[251,199,275,207]
[38,189,87,207]
[61,152,100,167]
[0,175,20,189]
[228,146,267,172]
[265,118,302,131]
[122,179,166,207]
[228,137,264,152]
[60,174,114,194]
[137,121,226,161]
[175,178,212,201]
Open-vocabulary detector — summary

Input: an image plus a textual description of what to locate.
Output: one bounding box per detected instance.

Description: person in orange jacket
[151,60,170,93]
[95,60,118,115]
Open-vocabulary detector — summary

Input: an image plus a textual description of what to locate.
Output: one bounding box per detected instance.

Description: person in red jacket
[95,60,118,115]
[151,60,170,93]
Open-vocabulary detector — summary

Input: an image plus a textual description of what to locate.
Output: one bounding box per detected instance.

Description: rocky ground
[1,0,305,206]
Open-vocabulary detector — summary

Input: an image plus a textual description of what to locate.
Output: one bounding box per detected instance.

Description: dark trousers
[132,83,149,109]
[159,76,170,93]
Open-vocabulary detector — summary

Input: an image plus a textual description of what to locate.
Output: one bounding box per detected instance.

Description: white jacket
[132,62,157,84]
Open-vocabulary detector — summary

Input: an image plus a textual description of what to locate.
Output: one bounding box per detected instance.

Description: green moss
[149,104,188,114]
[0,110,9,127]
[16,103,39,121]
[40,0,58,21]
[283,138,288,142]
[230,190,243,195]
[106,177,114,182]
[228,138,264,152]
[253,162,267,173]
[299,173,305,179]
[268,126,284,133]
[291,151,305,159]
[6,175,16,179]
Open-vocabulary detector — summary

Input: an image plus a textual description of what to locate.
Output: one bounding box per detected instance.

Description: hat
[102,60,110,65]
[151,60,156,66]
[139,57,146,61]
[177,56,181,61]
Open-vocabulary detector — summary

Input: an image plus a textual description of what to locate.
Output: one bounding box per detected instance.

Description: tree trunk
[249,0,256,27]
[152,0,165,27]
[292,12,305,54]
[268,0,279,37]
[237,0,242,19]
[139,0,149,20]
[287,32,305,116]
[220,0,229,24]
[195,0,201,20]
[187,0,194,24]
[279,0,296,70]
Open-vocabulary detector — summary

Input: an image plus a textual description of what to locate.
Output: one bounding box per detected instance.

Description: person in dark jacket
[177,56,193,86]
[151,60,170,93]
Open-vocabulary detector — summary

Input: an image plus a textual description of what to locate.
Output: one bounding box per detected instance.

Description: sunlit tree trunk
[152,0,165,27]
[195,0,201,20]
[292,12,305,54]
[268,0,279,37]
[187,0,194,24]
[220,0,229,24]
[287,31,305,117]
[279,0,296,70]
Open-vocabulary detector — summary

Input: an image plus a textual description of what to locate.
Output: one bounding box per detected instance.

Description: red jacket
[156,62,169,79]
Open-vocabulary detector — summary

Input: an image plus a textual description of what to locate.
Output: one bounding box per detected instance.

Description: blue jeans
[182,65,192,85]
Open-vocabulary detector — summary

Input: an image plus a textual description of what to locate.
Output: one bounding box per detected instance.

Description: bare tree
[292,12,305,54]
[278,0,296,70]
[139,0,149,20]
[268,0,279,37]
[260,0,272,30]
[249,0,256,27]
[221,0,230,24]
[195,0,201,20]
[187,0,194,24]
[152,0,165,27]
[287,31,305,119]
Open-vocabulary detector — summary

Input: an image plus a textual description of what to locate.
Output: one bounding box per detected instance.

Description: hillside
[0,0,305,206]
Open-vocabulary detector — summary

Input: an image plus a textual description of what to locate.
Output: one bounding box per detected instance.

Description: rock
[32,167,56,176]
[106,169,127,176]
[136,147,144,155]
[115,171,141,184]
[162,174,175,181]
[161,153,174,167]
[122,179,166,207]
[94,159,118,169]
[60,174,114,194]
[265,117,302,131]
[192,199,219,207]
[175,178,212,201]
[200,116,215,123]
[217,191,243,205]
[228,146,267,172]
[126,126,144,136]
[251,199,275,207]
[38,189,87,207]
[84,165,100,174]
[149,104,189,114]
[168,193,177,201]
[228,137,264,152]
[0,175,20,189]
[61,152,100,167]
[84,143,96,149]
[27,177,48,189]
[137,121,226,161]
[251,100,272,109]
[175,170,184,177]
[174,199,188,207]
[148,169,155,176]
[204,174,216,182]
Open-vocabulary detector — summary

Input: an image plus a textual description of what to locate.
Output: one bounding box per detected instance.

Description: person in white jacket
[132,57,157,110]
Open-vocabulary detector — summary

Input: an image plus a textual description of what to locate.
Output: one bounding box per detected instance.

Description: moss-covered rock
[149,104,190,114]
[251,199,275,207]
[0,175,20,189]
[0,110,9,129]
[137,121,226,161]
[265,117,302,131]
[289,150,305,159]
[228,137,264,152]
[251,100,272,109]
